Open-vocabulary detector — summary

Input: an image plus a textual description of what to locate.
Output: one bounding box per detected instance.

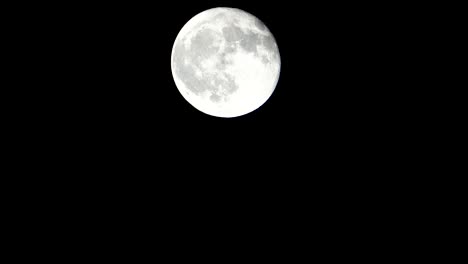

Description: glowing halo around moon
[171,7,281,118]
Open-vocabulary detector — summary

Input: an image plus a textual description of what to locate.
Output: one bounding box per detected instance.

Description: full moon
[171,7,281,118]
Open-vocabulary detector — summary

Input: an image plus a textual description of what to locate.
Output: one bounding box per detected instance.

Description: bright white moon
[171,7,281,118]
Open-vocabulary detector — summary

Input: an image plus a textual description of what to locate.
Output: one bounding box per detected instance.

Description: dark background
[15,0,404,187]
[5,0,422,253]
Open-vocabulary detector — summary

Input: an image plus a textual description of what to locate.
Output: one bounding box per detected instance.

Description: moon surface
[171,7,281,118]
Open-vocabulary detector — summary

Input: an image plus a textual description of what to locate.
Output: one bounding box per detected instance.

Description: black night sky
[5,1,418,251]
[21,0,399,193]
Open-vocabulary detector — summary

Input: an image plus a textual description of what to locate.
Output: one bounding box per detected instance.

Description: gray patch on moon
[216,51,231,70]
[261,35,279,61]
[210,93,221,102]
[189,28,220,58]
[254,18,266,31]
[261,35,277,53]
[240,32,260,53]
[172,29,239,99]
[222,26,244,42]
[173,43,205,94]
[224,44,237,54]
[222,25,261,54]
[212,13,226,21]
[210,73,237,96]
